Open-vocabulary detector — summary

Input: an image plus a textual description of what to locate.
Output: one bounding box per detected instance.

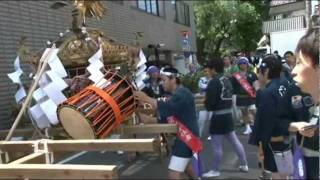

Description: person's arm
[257,90,278,143]
[204,79,219,111]
[278,87,312,133]
[231,77,239,95]
[133,91,158,110]
[157,92,186,123]
[137,112,158,124]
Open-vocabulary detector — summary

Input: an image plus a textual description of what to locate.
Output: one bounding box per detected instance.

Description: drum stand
[0,138,162,179]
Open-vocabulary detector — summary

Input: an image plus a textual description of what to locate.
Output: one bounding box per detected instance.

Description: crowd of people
[133,27,319,179]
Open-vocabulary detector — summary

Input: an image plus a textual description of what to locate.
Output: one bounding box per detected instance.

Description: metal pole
[155,46,160,67]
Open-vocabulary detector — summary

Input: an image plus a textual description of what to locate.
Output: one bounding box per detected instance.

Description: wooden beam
[0,164,118,179]
[196,104,205,111]
[0,138,159,153]
[0,141,34,152]
[0,128,33,139]
[122,124,177,134]
[9,152,45,164]
[195,98,205,104]
[47,139,158,152]
[195,94,205,111]
[0,127,65,139]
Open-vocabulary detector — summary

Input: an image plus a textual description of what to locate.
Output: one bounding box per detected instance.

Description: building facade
[0,0,197,129]
[263,0,306,33]
[263,0,319,33]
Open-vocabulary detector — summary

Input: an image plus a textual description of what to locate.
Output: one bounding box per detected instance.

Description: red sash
[167,116,203,154]
[233,72,256,98]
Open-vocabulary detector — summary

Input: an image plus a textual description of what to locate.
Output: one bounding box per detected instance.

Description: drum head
[58,106,96,139]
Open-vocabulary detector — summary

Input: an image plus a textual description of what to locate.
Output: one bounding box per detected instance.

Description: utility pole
[306,0,312,28]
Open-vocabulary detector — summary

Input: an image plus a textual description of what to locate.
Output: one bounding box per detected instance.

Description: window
[136,0,159,16]
[174,1,190,26]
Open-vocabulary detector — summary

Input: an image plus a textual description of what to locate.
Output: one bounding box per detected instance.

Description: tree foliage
[194,0,269,63]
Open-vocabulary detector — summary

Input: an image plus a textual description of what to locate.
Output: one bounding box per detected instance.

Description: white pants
[231,95,240,122]
[168,156,191,172]
[198,110,212,138]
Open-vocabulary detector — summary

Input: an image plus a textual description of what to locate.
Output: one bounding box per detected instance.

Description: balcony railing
[263,15,305,33]
[270,0,297,7]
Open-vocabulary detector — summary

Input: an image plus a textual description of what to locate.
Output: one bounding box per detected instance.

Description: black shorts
[171,139,193,158]
[304,156,319,179]
[209,113,234,135]
[262,142,291,172]
[236,96,255,107]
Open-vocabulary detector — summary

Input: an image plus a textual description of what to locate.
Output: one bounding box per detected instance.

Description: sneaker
[202,170,220,177]
[238,165,249,172]
[243,126,252,135]
[117,151,124,154]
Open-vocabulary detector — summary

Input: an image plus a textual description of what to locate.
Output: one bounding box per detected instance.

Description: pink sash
[233,72,256,98]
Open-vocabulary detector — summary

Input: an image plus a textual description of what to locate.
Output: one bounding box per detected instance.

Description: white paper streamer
[29,48,69,128]
[137,49,147,67]
[40,98,59,125]
[133,49,147,90]
[86,46,107,84]
[7,56,26,104]
[29,104,51,129]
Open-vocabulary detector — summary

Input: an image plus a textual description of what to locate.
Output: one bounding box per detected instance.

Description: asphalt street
[64,126,262,179]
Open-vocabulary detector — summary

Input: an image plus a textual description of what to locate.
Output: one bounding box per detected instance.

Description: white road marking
[56,151,87,164]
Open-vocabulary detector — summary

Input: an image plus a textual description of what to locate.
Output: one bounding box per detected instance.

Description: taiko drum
[58,71,136,139]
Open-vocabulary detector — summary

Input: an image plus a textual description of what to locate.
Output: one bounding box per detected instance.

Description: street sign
[181,30,191,51]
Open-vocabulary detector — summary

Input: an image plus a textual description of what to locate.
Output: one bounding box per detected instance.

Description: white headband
[160,68,180,77]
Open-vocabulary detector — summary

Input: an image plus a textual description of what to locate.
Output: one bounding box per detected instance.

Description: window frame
[136,0,160,16]
[174,0,190,26]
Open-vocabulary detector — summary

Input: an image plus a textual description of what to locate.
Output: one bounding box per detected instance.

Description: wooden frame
[0,138,159,179]
[0,119,178,179]
[0,164,118,179]
[120,124,177,135]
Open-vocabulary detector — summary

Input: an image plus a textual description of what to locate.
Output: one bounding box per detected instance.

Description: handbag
[268,142,294,176]
[292,137,306,180]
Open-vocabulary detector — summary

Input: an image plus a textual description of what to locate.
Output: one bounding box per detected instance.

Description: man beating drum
[134,67,201,179]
